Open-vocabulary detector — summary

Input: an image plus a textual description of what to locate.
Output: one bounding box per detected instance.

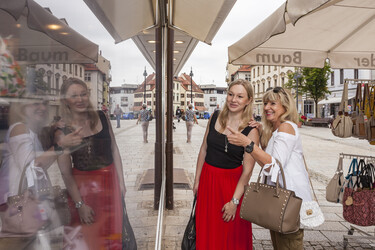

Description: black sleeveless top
[205,111,253,169]
[67,111,113,171]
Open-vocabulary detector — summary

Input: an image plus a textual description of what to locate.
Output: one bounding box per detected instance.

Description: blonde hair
[218,79,254,132]
[260,87,298,148]
[8,96,48,126]
[60,78,99,130]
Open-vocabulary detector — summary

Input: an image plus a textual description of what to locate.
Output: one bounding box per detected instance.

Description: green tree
[286,64,331,117]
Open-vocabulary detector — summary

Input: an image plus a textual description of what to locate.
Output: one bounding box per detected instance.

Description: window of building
[69,64,72,74]
[181,101,185,106]
[245,74,251,81]
[304,100,314,115]
[146,93,152,98]
[268,80,271,89]
[121,97,128,102]
[135,93,143,98]
[257,83,260,94]
[274,79,277,88]
[63,64,66,72]
[85,73,91,81]
[210,97,217,102]
[281,77,285,87]
[181,93,184,97]
[75,65,78,76]
[262,82,265,93]
[56,64,59,69]
[253,68,256,78]
[268,66,270,73]
[257,67,259,76]
[134,102,142,106]
[340,69,344,84]
[80,67,83,77]
[331,72,335,86]
[262,66,265,75]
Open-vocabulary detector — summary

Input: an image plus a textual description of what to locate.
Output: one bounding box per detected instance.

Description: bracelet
[75,200,85,208]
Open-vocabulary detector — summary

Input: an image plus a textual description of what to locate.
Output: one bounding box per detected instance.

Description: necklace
[224,135,228,153]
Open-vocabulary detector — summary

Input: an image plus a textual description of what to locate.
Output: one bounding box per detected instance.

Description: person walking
[227,86,311,250]
[176,106,182,122]
[55,78,134,250]
[137,103,150,143]
[113,104,123,128]
[185,104,198,143]
[193,79,259,250]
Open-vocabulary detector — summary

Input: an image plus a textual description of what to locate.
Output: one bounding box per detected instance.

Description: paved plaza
[110,118,375,250]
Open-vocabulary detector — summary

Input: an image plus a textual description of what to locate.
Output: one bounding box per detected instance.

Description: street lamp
[293,68,302,112]
[143,67,147,104]
[189,67,194,105]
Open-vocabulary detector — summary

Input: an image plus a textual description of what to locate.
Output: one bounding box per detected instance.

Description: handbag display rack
[338,153,375,249]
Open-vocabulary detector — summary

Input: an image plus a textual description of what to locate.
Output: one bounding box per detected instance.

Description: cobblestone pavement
[117,119,375,249]
[47,119,375,249]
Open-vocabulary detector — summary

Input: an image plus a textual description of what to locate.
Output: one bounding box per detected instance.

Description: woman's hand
[248,119,262,134]
[193,180,199,195]
[226,126,251,147]
[78,204,95,224]
[58,128,83,148]
[221,201,237,222]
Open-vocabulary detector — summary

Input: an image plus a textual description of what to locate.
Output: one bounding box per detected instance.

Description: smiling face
[226,84,251,114]
[64,83,90,113]
[263,98,286,124]
[23,101,48,125]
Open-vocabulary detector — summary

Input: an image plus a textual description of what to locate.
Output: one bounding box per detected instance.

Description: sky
[35,0,284,87]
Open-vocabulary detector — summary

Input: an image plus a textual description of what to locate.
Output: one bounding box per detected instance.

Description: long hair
[60,78,99,130]
[260,87,298,148]
[218,79,254,132]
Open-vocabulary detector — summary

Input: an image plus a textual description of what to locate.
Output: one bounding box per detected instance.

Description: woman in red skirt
[55,78,134,250]
[193,79,259,249]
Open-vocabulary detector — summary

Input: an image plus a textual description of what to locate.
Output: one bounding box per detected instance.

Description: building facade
[133,73,156,114]
[199,84,227,114]
[176,73,204,114]
[109,84,139,114]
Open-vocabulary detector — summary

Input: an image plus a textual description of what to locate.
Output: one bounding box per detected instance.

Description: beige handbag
[331,82,353,138]
[326,157,344,203]
[240,160,302,234]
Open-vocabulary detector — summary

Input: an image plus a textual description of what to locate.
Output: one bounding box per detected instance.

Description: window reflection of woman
[193,79,259,250]
[56,78,128,250]
[0,96,81,245]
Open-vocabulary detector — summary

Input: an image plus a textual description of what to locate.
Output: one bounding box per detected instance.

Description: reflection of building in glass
[109,83,139,114]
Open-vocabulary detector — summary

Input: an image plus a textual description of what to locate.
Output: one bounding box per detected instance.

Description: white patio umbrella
[228,0,375,69]
[0,0,98,64]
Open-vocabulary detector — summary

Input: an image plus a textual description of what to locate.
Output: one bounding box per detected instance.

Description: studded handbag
[240,160,302,234]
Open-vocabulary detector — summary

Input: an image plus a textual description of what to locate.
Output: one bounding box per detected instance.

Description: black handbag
[122,195,137,250]
[181,196,196,250]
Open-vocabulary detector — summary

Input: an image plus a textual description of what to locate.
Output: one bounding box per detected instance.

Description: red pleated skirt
[196,162,252,250]
[68,163,123,250]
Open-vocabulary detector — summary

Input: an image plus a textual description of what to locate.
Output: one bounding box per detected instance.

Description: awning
[318,95,355,105]
[83,0,236,75]
[0,0,98,64]
[228,0,375,69]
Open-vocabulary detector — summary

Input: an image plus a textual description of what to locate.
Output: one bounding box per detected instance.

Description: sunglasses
[268,86,286,94]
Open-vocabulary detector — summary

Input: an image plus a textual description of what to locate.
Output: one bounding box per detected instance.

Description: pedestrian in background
[137,103,150,143]
[193,79,259,250]
[176,106,182,122]
[185,104,198,143]
[113,104,123,128]
[227,86,311,250]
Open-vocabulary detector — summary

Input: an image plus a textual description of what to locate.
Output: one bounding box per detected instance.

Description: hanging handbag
[300,156,325,228]
[338,158,359,204]
[122,195,137,250]
[343,176,374,226]
[181,195,196,250]
[365,85,375,145]
[326,157,344,203]
[0,164,70,236]
[240,159,302,234]
[331,82,353,138]
[351,83,366,138]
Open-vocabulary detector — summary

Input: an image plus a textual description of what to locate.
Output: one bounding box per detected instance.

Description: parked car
[123,112,135,119]
[203,112,210,119]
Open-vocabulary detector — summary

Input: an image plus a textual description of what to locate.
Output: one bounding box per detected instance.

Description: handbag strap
[339,82,349,112]
[189,195,197,219]
[302,155,319,203]
[256,158,286,197]
[336,157,343,172]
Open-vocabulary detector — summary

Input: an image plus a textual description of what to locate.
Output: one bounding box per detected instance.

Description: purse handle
[302,156,319,203]
[256,158,286,197]
[17,161,52,196]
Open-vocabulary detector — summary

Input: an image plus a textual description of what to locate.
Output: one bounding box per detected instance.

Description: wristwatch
[244,141,255,154]
[75,200,85,208]
[231,197,239,205]
[53,143,64,155]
